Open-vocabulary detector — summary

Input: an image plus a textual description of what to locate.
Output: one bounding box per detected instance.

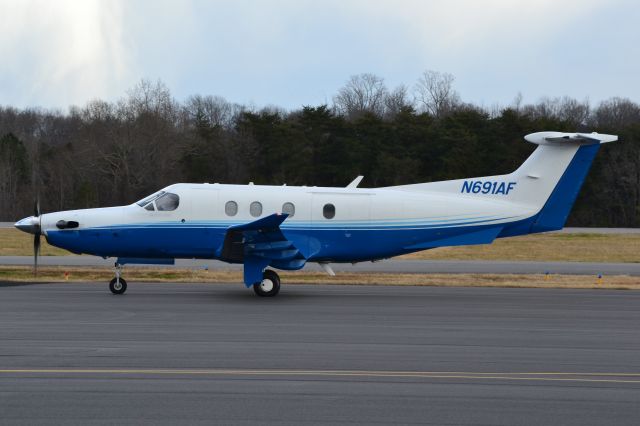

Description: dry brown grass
[1,266,638,290]
[400,233,640,263]
[0,228,69,256]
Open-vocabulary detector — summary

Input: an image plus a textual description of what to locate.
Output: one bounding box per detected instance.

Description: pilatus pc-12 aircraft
[15,131,617,297]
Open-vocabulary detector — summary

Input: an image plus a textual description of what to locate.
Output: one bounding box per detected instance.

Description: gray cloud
[0,0,637,109]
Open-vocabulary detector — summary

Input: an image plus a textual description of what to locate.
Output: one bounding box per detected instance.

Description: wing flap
[218,213,307,286]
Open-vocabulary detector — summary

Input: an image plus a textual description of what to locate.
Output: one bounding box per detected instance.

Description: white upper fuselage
[38,182,534,234]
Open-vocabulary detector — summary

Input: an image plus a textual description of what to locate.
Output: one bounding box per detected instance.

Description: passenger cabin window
[225,201,238,216]
[250,201,262,217]
[282,202,295,217]
[323,203,335,219]
[155,193,180,211]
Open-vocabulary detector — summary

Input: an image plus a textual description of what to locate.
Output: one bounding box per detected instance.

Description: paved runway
[2,255,639,276]
[1,282,639,425]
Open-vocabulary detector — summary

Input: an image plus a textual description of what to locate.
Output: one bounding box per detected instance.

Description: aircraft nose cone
[14,216,40,235]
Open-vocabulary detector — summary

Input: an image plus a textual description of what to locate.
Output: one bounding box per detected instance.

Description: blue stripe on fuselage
[88,214,506,230]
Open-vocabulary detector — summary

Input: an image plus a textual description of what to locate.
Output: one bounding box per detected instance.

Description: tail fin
[385,131,617,233]
[506,132,618,213]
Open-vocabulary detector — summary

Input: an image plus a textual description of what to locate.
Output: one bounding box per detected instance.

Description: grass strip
[1,266,638,290]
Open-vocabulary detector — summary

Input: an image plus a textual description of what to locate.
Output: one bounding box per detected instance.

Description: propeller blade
[33,232,40,276]
[33,196,41,276]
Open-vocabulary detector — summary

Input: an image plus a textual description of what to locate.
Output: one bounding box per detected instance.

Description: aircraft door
[311,193,371,259]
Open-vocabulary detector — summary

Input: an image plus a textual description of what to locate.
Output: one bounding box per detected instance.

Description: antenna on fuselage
[346,175,364,188]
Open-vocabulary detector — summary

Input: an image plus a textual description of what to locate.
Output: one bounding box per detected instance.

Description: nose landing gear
[109,263,127,295]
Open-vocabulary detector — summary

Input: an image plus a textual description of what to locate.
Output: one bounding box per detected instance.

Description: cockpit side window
[144,203,155,211]
[155,192,180,211]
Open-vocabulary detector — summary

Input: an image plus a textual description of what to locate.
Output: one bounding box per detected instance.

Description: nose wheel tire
[253,270,280,297]
[109,277,127,295]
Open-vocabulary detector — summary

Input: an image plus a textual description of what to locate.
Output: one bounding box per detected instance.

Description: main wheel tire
[109,277,127,295]
[253,270,280,297]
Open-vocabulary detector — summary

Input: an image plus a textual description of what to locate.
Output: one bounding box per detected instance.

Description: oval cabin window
[282,202,295,217]
[323,203,335,219]
[250,201,263,217]
[225,201,238,216]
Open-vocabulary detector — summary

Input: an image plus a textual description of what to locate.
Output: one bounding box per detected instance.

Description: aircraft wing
[218,213,306,286]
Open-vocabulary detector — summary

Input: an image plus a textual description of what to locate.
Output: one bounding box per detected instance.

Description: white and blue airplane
[15,131,617,296]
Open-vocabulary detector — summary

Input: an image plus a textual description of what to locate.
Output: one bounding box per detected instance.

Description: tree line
[0,72,638,227]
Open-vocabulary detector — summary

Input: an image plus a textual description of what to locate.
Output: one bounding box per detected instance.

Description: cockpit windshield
[136,191,165,207]
[136,191,180,212]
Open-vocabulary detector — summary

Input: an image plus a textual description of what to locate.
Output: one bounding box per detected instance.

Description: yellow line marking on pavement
[1,369,640,384]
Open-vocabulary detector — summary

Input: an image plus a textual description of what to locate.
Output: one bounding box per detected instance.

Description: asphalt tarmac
[1,282,640,425]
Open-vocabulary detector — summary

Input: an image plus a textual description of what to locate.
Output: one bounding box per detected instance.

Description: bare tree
[333,73,387,119]
[384,85,412,119]
[185,95,244,130]
[522,96,590,127]
[414,70,460,118]
[558,97,590,127]
[511,92,523,113]
[592,97,640,128]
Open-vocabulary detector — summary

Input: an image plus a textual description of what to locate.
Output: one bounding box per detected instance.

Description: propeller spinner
[14,199,42,275]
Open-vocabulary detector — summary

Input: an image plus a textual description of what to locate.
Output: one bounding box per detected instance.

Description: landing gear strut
[253,270,280,297]
[109,263,127,295]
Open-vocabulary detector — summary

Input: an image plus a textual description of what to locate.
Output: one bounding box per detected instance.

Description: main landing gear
[109,263,127,295]
[253,269,280,297]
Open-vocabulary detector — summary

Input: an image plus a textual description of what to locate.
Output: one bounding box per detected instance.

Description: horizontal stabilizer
[525,132,617,145]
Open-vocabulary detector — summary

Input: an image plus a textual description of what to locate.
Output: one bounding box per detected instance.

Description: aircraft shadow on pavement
[0,281,53,288]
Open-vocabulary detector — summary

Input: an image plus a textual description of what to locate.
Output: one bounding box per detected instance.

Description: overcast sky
[1,0,638,111]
